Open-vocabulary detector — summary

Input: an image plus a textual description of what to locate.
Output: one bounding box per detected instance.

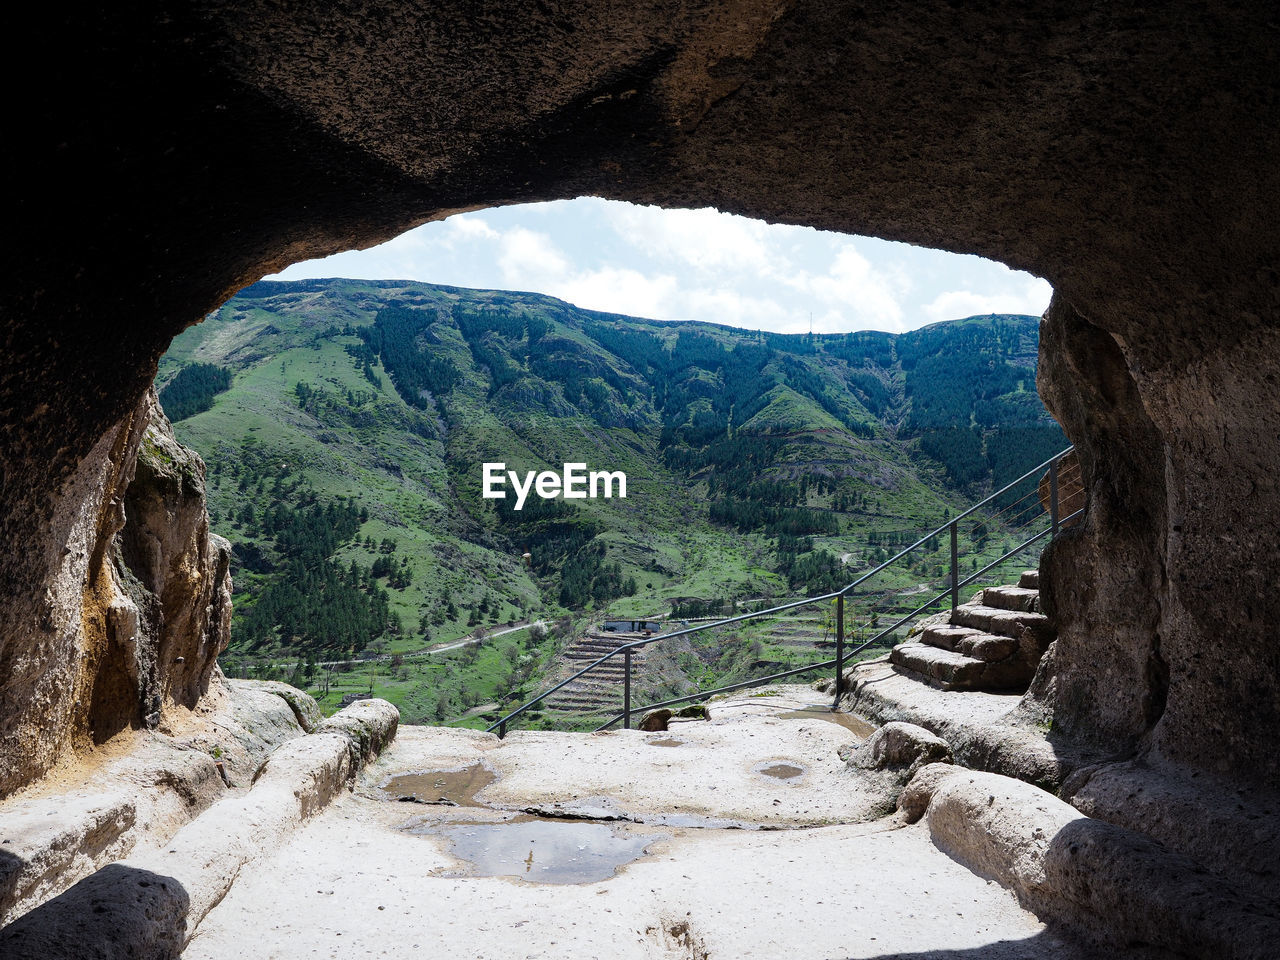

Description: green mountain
[160,278,1063,724]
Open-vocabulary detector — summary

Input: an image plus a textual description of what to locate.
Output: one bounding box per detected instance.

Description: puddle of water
[381,763,495,806]
[416,819,659,884]
[757,762,805,782]
[779,707,876,738]
[646,738,684,748]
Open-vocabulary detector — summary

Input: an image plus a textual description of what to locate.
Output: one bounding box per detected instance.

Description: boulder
[838,723,954,821]
[315,698,399,769]
[844,722,952,779]
[638,704,707,731]
[638,708,673,731]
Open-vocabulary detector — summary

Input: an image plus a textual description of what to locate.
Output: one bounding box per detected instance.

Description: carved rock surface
[3,4,1279,803]
[920,768,1280,958]
[844,721,952,778]
[1037,450,1084,528]
[0,699,399,960]
[0,391,230,797]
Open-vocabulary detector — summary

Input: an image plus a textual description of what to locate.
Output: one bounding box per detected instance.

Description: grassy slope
[162,279,1056,724]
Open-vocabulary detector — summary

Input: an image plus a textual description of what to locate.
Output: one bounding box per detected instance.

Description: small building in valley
[602,619,663,634]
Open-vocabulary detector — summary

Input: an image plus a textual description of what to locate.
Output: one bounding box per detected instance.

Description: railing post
[499,721,506,739]
[834,592,845,706]
[623,650,632,729]
[949,520,959,613]
[1049,456,1060,538]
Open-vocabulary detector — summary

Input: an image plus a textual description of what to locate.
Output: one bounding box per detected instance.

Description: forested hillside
[159,278,1063,722]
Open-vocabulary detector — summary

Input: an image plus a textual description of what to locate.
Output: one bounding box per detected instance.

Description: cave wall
[115,393,233,727]
[1034,299,1169,750]
[1038,296,1280,779]
[3,1,1278,796]
[0,388,231,795]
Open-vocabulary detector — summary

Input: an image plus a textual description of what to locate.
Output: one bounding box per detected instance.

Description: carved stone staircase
[889,570,1054,691]
[544,632,646,712]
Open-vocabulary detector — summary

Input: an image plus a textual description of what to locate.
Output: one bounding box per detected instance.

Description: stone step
[980,585,1040,613]
[1018,569,1039,590]
[951,603,1055,644]
[568,640,636,653]
[563,652,634,664]
[545,692,619,705]
[890,640,1037,692]
[553,693,624,707]
[556,676,629,692]
[918,625,1019,663]
[890,641,985,686]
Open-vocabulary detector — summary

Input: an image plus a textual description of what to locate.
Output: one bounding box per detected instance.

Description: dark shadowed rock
[1,15,1279,956]
[0,864,190,960]
[639,709,674,731]
[1037,449,1084,528]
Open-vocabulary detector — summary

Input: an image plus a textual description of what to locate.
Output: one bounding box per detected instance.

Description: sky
[270,198,1052,335]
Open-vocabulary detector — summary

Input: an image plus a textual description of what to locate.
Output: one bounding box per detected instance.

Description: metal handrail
[590,505,1082,731]
[487,446,1077,737]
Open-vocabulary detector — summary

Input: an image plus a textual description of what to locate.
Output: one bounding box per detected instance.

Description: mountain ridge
[160,277,1062,723]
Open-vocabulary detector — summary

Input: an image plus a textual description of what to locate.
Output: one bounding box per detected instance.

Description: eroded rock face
[0,391,231,796]
[1035,295,1280,785]
[115,393,232,724]
[0,394,152,797]
[4,3,1279,798]
[1032,299,1170,753]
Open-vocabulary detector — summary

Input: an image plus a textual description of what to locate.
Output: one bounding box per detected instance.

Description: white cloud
[922,277,1053,323]
[600,206,914,332]
[553,267,679,319]
[265,197,1053,334]
[606,204,792,276]
[783,243,910,332]
[447,215,498,241]
[496,227,570,287]
[682,287,792,330]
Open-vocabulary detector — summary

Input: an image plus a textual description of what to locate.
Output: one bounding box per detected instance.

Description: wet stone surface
[756,762,806,782]
[779,707,876,739]
[517,798,758,831]
[411,818,661,884]
[372,714,866,888]
[383,768,666,883]
[381,763,495,806]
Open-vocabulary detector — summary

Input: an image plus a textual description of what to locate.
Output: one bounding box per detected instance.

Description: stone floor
[183,689,1098,960]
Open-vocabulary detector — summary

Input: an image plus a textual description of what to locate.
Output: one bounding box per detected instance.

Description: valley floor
[184,691,1094,960]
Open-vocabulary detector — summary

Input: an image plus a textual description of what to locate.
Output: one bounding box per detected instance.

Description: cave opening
[4,6,1279,955]
[153,199,1068,731]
